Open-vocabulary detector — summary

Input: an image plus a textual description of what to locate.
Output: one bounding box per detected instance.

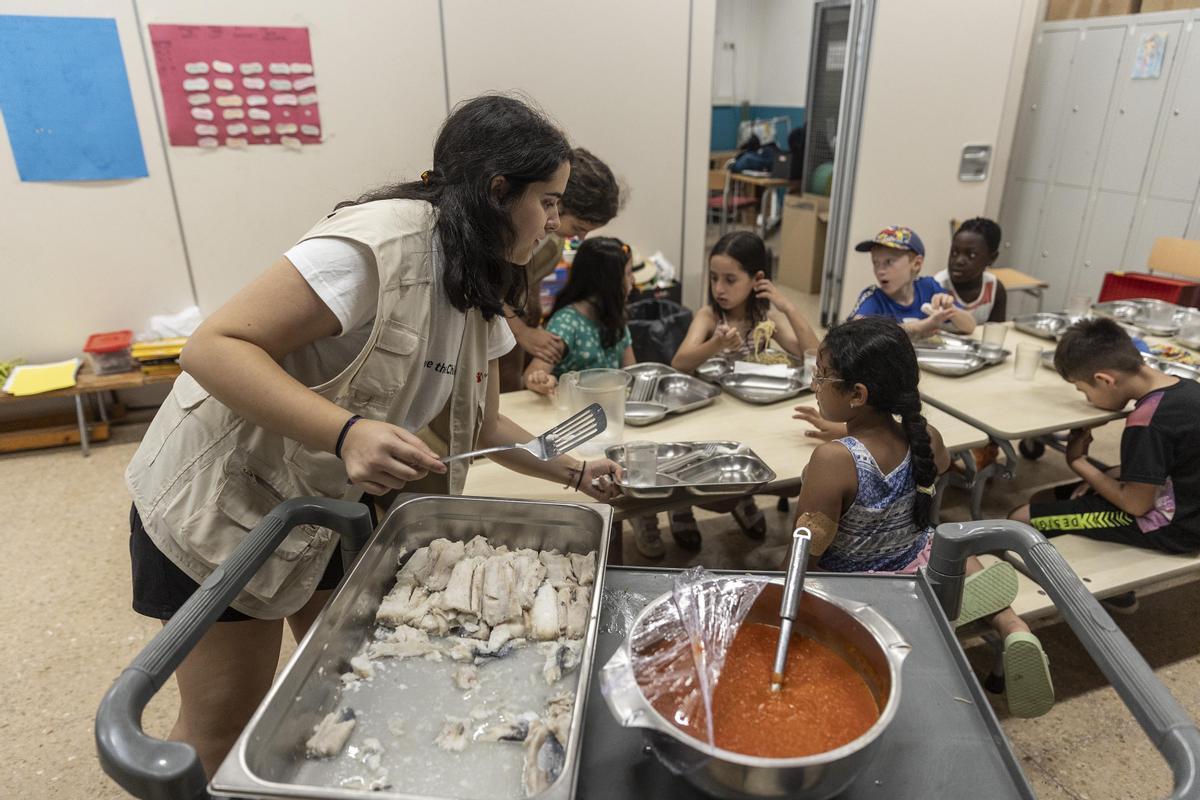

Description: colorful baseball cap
[854,226,925,257]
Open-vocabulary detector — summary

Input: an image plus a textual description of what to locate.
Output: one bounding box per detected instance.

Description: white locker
[1009,30,1078,182]
[999,178,1049,273]
[1055,26,1126,189]
[1099,21,1184,194]
[1070,190,1138,301]
[1147,27,1200,202]
[1033,185,1089,310]
[1126,197,1194,268]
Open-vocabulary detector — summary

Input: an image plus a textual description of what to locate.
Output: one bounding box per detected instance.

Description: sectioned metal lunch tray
[1013,312,1071,340]
[917,349,1001,377]
[210,495,614,800]
[1092,299,1187,336]
[718,372,809,404]
[623,364,720,426]
[604,440,776,499]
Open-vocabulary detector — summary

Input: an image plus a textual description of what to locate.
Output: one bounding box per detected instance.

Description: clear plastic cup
[1067,295,1091,319]
[624,441,659,487]
[804,348,818,381]
[981,322,1007,349]
[1014,342,1043,381]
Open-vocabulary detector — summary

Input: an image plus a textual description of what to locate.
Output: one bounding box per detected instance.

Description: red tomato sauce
[656,622,881,758]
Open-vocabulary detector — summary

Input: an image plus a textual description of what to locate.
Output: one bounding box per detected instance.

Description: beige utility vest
[126,199,490,619]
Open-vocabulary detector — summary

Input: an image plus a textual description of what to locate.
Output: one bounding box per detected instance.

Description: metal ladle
[770,527,813,692]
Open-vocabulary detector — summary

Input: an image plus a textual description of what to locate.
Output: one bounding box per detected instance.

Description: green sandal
[1004,632,1054,718]
[954,561,1019,627]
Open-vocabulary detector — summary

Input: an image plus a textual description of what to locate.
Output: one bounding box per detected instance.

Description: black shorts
[1029,482,1196,554]
[129,501,368,622]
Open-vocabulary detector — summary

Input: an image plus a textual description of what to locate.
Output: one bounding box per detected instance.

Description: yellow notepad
[2,358,81,396]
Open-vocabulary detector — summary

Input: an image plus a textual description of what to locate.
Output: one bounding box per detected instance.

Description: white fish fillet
[464,534,494,559]
[512,553,547,609]
[530,583,560,641]
[539,552,576,588]
[369,625,441,660]
[453,665,479,691]
[481,554,521,626]
[568,552,596,586]
[435,717,470,752]
[442,556,484,614]
[305,708,356,758]
[422,539,466,591]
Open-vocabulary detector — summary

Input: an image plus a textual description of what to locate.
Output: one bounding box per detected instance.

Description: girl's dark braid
[893,389,937,529]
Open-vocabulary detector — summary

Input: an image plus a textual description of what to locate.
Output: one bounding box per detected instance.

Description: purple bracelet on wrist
[335,414,362,459]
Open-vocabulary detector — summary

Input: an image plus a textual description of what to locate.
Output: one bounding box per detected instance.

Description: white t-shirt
[283,236,514,432]
[934,268,1000,325]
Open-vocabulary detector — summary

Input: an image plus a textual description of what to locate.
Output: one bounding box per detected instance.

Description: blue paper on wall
[0,15,147,181]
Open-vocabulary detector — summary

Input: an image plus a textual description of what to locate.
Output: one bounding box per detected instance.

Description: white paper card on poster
[268,62,290,74]
[226,123,248,136]
[281,135,302,150]
[275,122,298,134]
[246,95,268,106]
[300,124,320,136]
[273,93,298,106]
[292,76,316,91]
[187,93,211,106]
[239,62,263,75]
[212,60,234,74]
[247,108,271,120]
[215,95,243,107]
[190,107,214,121]
[184,61,209,74]
[222,108,244,120]
[297,93,317,106]
[194,123,218,136]
[213,77,234,91]
[226,137,248,148]
[243,77,265,90]
[182,77,208,91]
[250,124,271,136]
[289,62,313,74]
[197,137,219,148]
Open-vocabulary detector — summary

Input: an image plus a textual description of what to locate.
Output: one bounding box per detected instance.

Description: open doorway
[706,0,851,320]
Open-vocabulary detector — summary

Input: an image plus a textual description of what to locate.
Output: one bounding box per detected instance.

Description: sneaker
[630,515,665,559]
[1100,590,1139,616]
[668,510,703,551]
[1004,632,1054,718]
[732,496,767,540]
[954,561,1020,628]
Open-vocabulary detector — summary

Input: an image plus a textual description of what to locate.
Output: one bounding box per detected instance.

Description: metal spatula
[440,402,607,464]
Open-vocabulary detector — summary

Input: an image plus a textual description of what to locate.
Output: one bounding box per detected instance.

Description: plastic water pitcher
[556,368,630,457]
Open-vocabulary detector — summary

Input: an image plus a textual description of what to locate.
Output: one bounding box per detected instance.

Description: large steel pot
[600,577,909,800]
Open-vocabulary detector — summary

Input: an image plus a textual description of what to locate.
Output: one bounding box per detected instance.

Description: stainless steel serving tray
[718,371,810,404]
[1013,312,1071,340]
[1092,299,1188,336]
[604,440,776,499]
[623,364,720,426]
[914,333,1009,377]
[210,495,613,800]
[1143,353,1200,382]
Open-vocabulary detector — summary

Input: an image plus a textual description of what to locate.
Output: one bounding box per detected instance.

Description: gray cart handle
[95,497,373,800]
[927,520,1200,800]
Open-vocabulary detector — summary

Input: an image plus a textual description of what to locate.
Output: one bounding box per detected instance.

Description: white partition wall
[134,0,448,311]
[0,1,192,363]
[441,0,695,272]
[835,0,1040,320]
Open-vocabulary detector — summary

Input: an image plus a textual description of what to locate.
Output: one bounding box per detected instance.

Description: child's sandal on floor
[732,496,766,540]
[954,561,1020,628]
[1004,631,1054,718]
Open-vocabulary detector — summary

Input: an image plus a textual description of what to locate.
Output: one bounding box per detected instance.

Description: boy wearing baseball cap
[851,226,976,337]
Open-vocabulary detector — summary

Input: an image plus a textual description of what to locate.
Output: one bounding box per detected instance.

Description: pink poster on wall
[148,24,322,149]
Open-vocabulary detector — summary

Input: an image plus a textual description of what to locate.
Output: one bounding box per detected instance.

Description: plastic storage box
[1097,271,1200,308]
[83,330,134,375]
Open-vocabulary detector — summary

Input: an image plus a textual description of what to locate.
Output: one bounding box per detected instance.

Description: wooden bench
[0,366,180,456]
[978,536,1200,625]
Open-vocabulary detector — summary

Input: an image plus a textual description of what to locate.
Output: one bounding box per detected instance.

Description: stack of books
[132,338,186,376]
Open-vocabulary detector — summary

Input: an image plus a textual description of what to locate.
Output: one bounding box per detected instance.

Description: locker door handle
[1042,250,1049,257]
[1084,260,1093,267]
[1072,105,1080,113]
[1174,108,1182,116]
